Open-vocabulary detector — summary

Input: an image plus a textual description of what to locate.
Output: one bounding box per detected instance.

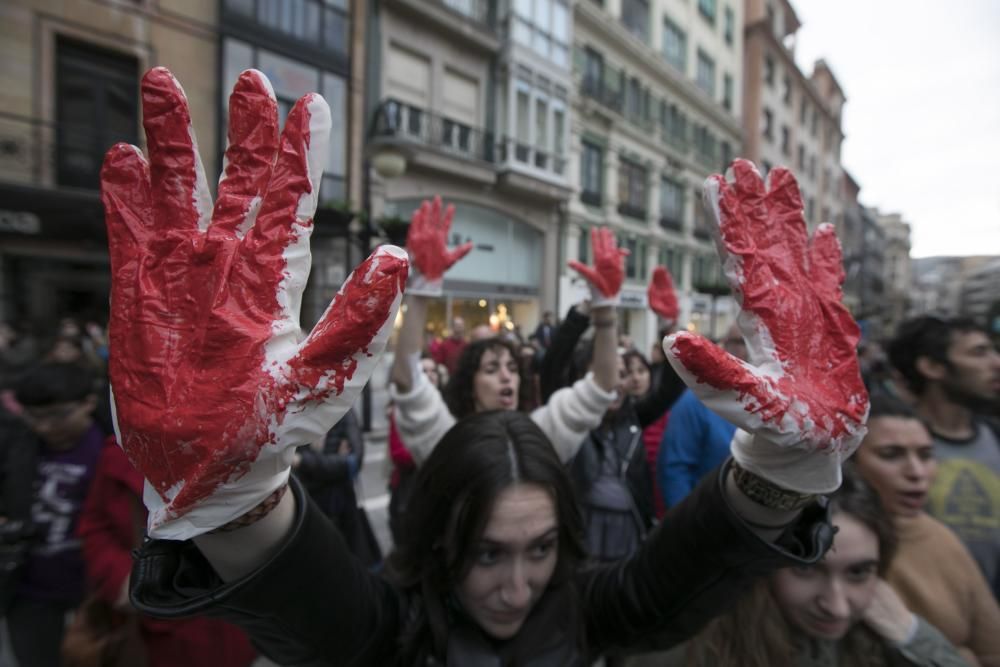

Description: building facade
[367,0,573,339]
[876,210,912,335]
[0,0,220,330]
[565,0,744,356]
[0,0,365,335]
[742,0,845,232]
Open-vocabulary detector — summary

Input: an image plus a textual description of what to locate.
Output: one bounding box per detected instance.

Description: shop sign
[0,209,41,235]
[619,288,648,309]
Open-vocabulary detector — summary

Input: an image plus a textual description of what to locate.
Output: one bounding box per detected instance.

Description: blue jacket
[658,390,737,508]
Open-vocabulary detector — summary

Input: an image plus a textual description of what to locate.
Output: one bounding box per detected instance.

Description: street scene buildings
[0,0,993,350]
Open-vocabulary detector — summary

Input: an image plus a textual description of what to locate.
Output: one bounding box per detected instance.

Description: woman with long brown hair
[666,473,967,667]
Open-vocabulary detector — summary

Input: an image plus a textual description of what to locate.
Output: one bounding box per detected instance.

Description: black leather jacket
[130,461,833,666]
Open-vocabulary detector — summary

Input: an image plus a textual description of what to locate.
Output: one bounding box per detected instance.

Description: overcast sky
[789,0,1000,258]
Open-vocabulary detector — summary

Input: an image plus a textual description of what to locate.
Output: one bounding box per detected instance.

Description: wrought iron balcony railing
[0,111,133,191]
[369,98,496,164]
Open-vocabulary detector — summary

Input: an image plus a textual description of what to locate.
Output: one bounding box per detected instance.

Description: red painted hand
[663,160,867,492]
[101,68,408,538]
[405,196,472,294]
[567,227,629,305]
[648,266,679,324]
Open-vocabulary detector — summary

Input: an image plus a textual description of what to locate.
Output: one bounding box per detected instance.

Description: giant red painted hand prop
[101,68,408,539]
[647,266,679,326]
[405,195,473,296]
[663,160,868,494]
[568,227,628,307]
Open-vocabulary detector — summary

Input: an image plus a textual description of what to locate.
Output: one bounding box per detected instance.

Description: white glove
[101,68,408,539]
[662,160,868,494]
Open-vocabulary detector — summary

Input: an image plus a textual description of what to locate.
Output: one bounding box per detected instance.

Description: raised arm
[102,68,406,579]
[663,160,868,532]
[567,227,626,395]
[389,196,470,394]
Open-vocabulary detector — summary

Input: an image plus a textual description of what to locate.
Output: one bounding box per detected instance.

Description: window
[577,225,590,264]
[764,54,775,86]
[510,76,568,176]
[693,191,712,239]
[618,158,647,219]
[761,160,772,180]
[762,107,773,141]
[807,197,815,222]
[662,18,687,73]
[800,98,808,124]
[723,6,735,45]
[56,38,139,189]
[581,141,603,205]
[720,140,732,170]
[782,74,792,105]
[660,177,684,229]
[722,72,733,112]
[659,245,682,278]
[625,76,642,121]
[227,0,349,56]
[583,47,604,93]
[662,102,687,147]
[512,0,570,67]
[698,0,716,24]
[797,143,805,170]
[811,108,818,137]
[624,236,639,279]
[809,154,817,179]
[622,0,650,42]
[695,50,715,97]
[693,125,717,165]
[781,125,790,156]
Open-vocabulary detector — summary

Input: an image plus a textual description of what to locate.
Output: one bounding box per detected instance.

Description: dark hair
[444,337,528,418]
[831,466,898,576]
[621,349,650,375]
[866,393,917,422]
[14,362,97,406]
[386,411,585,657]
[887,315,986,396]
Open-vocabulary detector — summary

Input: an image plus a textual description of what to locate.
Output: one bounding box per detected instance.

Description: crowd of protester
[4,98,1000,667]
[3,289,1000,666]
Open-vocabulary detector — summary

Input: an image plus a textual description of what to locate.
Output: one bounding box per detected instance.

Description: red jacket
[77,440,257,667]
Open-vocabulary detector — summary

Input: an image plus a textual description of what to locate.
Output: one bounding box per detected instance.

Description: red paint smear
[567,227,627,298]
[674,160,867,447]
[211,70,280,239]
[406,196,472,280]
[648,266,678,321]
[285,251,409,401]
[103,79,391,522]
[141,68,201,233]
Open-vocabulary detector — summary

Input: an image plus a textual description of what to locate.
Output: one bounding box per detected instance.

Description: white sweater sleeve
[531,372,618,463]
[388,374,456,466]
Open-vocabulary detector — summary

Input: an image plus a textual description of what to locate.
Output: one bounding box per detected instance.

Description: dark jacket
[0,413,38,610]
[129,461,833,666]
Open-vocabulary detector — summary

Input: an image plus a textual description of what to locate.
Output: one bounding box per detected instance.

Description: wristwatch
[731,460,817,512]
